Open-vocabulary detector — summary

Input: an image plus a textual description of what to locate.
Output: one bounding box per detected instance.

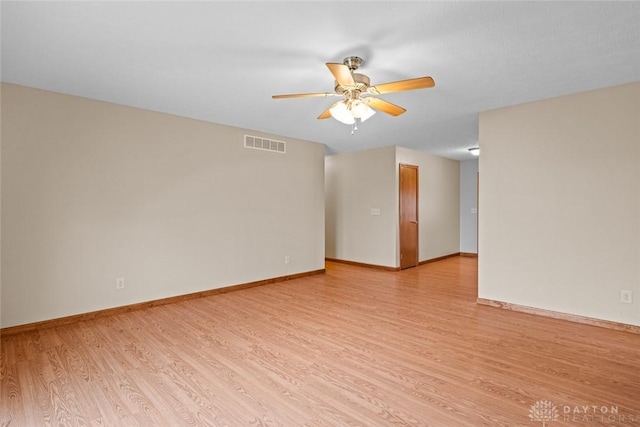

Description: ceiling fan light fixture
[351,99,376,122]
[330,99,375,125]
[330,101,355,125]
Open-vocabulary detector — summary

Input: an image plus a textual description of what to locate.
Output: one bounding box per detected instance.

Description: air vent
[244,135,286,153]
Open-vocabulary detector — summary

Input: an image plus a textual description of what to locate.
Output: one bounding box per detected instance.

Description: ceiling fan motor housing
[334,73,371,96]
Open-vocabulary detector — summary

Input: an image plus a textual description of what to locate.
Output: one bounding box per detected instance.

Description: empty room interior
[1,2,639,426]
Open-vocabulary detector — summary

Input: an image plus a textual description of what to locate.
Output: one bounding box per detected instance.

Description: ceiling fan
[272,56,435,131]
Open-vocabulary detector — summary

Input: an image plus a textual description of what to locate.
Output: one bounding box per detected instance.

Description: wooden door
[399,164,419,269]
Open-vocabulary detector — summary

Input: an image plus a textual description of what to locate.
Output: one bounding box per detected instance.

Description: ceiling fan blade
[272,92,338,99]
[317,101,341,119]
[364,97,406,116]
[326,63,355,87]
[370,76,435,95]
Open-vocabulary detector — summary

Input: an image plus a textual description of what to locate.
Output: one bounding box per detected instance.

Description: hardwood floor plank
[2,257,640,426]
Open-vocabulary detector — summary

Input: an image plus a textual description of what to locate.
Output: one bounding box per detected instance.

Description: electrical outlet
[116,277,125,290]
[620,290,632,304]
[284,256,290,264]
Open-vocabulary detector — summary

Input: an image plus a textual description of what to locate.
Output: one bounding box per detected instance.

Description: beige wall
[479,82,640,326]
[325,146,397,267]
[1,83,325,328]
[0,83,3,328]
[396,147,460,264]
[325,146,460,268]
[459,159,478,254]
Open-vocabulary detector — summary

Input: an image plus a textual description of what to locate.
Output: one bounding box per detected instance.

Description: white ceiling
[2,1,639,160]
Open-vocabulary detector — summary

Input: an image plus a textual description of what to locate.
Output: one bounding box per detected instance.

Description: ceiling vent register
[244,135,286,154]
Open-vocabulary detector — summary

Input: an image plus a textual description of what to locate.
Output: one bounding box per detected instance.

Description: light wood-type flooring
[2,257,639,426]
